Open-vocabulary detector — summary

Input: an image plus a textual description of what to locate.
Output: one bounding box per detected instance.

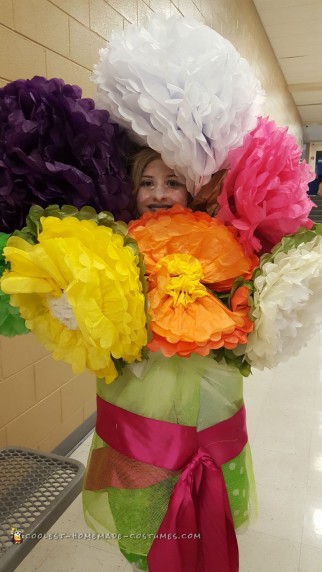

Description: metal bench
[0,447,85,572]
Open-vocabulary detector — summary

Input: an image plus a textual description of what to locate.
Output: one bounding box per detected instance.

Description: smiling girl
[131,148,189,215]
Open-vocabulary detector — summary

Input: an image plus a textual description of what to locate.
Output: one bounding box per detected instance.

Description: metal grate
[0,447,85,572]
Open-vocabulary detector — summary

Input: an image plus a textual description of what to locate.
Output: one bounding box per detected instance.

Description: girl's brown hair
[130,147,162,195]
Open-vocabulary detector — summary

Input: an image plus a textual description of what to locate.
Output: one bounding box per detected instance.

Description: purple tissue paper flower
[0,76,136,233]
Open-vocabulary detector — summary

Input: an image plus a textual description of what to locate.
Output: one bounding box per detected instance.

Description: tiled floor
[16,332,322,571]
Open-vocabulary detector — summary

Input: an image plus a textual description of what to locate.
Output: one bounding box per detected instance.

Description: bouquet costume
[1,14,322,572]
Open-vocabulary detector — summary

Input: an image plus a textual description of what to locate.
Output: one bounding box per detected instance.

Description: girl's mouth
[148,204,173,211]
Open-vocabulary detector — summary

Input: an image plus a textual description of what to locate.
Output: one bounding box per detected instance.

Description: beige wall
[0,0,303,135]
[0,333,96,450]
[0,0,303,452]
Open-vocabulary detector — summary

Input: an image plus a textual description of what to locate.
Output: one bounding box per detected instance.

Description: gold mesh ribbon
[85,445,177,490]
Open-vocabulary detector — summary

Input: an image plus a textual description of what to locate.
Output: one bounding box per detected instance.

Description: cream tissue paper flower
[245,233,322,369]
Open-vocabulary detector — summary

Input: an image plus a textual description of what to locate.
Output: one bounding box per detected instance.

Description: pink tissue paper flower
[217,116,315,255]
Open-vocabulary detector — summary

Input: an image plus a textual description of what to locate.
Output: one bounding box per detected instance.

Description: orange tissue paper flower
[129,206,255,357]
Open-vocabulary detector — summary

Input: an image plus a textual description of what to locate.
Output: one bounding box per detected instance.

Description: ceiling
[253,0,322,142]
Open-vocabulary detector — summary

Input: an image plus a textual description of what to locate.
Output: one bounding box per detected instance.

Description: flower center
[47,292,78,330]
[158,253,207,307]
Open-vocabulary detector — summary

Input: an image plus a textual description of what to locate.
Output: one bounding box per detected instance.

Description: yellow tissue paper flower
[1,217,147,383]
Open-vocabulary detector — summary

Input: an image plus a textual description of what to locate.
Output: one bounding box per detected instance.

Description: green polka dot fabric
[222,446,251,529]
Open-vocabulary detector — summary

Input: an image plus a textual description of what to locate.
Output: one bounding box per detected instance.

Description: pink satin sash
[96,395,248,572]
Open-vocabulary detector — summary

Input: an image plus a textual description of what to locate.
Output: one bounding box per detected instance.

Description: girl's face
[136,159,189,215]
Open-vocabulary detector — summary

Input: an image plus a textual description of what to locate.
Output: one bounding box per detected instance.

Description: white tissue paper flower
[245,233,322,369]
[92,14,265,194]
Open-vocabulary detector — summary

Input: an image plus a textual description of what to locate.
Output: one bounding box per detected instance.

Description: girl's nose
[153,181,167,200]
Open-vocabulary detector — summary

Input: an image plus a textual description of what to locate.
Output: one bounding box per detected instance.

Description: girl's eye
[140,180,153,188]
[167,180,183,188]
[139,179,185,189]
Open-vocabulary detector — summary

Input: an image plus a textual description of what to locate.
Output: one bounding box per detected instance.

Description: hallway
[15,331,322,572]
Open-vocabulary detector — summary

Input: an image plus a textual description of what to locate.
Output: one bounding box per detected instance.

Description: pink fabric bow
[148,447,238,572]
[96,397,247,572]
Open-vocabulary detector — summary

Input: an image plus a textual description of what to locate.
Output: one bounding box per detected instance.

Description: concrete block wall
[0,333,96,451]
[0,0,303,452]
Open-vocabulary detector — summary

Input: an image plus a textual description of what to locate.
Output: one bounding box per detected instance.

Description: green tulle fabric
[83,354,257,570]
